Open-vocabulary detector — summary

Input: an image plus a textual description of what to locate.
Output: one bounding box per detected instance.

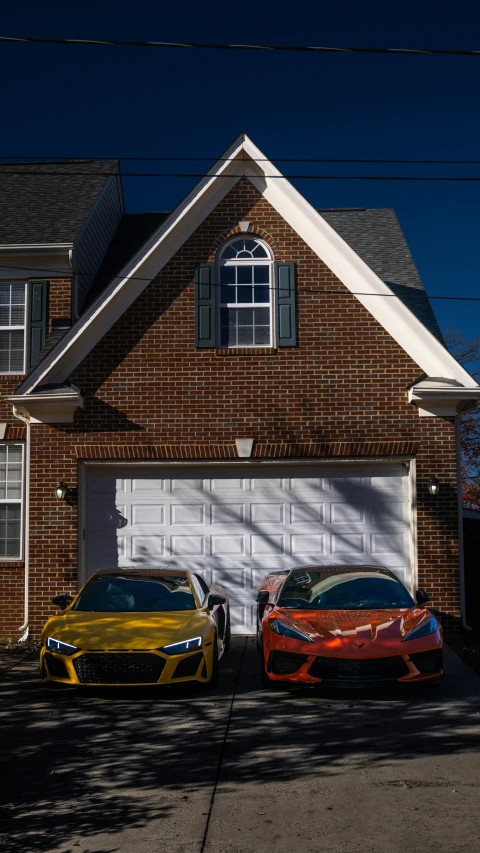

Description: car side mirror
[208,593,226,608]
[51,593,73,610]
[256,590,270,604]
[415,589,430,605]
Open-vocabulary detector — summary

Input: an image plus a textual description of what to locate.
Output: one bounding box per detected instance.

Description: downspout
[456,414,472,631]
[13,406,30,641]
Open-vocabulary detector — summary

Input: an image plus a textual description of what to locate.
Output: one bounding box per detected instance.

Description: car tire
[223,607,231,653]
[207,632,219,687]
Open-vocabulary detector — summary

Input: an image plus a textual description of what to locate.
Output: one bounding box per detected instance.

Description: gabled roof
[14,134,479,395]
[0,160,119,246]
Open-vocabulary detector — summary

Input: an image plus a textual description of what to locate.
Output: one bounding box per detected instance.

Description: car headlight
[46,637,79,656]
[402,615,438,642]
[161,637,202,655]
[268,619,313,643]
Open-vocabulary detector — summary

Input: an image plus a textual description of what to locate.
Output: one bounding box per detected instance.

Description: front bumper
[40,646,212,686]
[265,647,444,686]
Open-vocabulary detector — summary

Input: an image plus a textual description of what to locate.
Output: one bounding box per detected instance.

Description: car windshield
[73,575,196,612]
[278,569,414,610]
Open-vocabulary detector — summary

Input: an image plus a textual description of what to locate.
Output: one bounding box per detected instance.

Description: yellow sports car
[40,568,230,687]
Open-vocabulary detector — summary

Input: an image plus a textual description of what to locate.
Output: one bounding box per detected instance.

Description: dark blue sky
[1,0,480,344]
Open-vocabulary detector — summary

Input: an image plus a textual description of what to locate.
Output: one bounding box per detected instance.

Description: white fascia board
[17,136,247,394]
[241,137,477,389]
[15,132,478,395]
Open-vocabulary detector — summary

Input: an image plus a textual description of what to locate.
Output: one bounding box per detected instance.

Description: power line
[3,170,480,181]
[2,157,480,164]
[1,35,480,57]
[0,262,478,301]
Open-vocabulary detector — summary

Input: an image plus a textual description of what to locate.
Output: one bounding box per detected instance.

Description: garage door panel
[85,463,412,634]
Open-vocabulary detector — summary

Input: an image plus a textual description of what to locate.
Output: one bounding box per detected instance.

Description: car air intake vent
[308,655,409,681]
[172,652,204,679]
[408,649,443,674]
[45,652,69,679]
[268,650,308,675]
[74,653,166,684]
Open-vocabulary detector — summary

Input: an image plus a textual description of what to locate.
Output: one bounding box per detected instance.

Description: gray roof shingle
[0,160,119,245]
[318,208,444,343]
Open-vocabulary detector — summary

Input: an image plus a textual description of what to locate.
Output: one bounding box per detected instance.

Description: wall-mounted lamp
[427,476,440,497]
[55,481,68,501]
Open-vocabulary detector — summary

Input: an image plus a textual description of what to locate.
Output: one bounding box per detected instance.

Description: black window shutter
[195,264,216,347]
[27,280,49,370]
[274,262,296,346]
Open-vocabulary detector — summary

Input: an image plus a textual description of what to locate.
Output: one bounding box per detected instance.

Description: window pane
[221,244,237,259]
[253,266,269,283]
[10,304,25,325]
[252,243,268,257]
[0,285,10,305]
[0,307,9,326]
[220,285,235,303]
[253,286,270,304]
[0,505,21,558]
[0,446,6,500]
[244,239,256,252]
[237,309,254,325]
[253,308,270,325]
[237,286,252,304]
[237,266,253,284]
[254,326,270,345]
[0,330,25,373]
[237,326,254,346]
[220,266,235,284]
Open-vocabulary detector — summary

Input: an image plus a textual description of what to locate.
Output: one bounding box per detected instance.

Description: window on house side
[0,444,23,558]
[0,283,26,373]
[218,238,272,347]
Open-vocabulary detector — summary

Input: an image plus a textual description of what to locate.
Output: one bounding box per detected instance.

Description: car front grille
[268,650,309,675]
[308,655,409,681]
[74,653,166,684]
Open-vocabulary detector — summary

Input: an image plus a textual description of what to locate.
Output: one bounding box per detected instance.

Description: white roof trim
[15,132,478,396]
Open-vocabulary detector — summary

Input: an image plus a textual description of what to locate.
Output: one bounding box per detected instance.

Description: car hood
[274,606,432,645]
[42,610,210,651]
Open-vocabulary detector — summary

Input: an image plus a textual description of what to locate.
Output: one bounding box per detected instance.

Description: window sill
[215,347,278,357]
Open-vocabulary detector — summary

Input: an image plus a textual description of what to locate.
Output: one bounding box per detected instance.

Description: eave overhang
[408,378,480,417]
[5,391,84,424]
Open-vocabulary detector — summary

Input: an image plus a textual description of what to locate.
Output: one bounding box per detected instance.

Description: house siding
[73,174,123,314]
[0,179,461,638]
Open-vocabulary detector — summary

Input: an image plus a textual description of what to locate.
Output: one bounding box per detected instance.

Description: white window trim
[0,442,25,561]
[217,238,274,348]
[0,281,27,375]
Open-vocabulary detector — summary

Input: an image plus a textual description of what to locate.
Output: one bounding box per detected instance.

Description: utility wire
[1,35,480,57]
[0,262,478,301]
[3,170,480,181]
[3,157,480,164]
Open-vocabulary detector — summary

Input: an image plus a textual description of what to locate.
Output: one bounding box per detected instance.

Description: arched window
[218,237,273,347]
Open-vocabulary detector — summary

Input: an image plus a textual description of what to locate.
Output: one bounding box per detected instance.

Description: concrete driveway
[1,640,479,853]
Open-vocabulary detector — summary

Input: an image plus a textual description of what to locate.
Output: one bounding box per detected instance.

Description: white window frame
[217,238,274,348]
[0,281,27,375]
[0,442,25,560]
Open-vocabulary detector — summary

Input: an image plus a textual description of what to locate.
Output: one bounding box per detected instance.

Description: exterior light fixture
[427,477,440,497]
[55,481,68,501]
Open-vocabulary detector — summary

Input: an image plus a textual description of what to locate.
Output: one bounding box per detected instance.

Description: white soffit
[16,133,478,394]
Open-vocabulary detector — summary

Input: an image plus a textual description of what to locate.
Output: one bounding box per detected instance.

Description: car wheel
[223,607,231,653]
[206,632,219,687]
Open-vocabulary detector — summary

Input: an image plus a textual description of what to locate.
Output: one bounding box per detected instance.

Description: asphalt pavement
[1,640,479,853]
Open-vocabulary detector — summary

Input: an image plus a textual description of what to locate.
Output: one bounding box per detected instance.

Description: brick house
[0,134,478,640]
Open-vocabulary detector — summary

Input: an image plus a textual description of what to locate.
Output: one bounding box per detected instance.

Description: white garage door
[84,463,412,634]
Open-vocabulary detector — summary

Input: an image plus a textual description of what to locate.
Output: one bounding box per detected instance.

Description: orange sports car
[256,565,444,687]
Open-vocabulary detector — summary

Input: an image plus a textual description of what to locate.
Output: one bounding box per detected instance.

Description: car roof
[286,565,398,579]
[90,567,190,580]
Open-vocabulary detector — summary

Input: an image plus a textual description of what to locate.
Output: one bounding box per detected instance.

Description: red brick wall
[47,278,72,333]
[0,182,461,637]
